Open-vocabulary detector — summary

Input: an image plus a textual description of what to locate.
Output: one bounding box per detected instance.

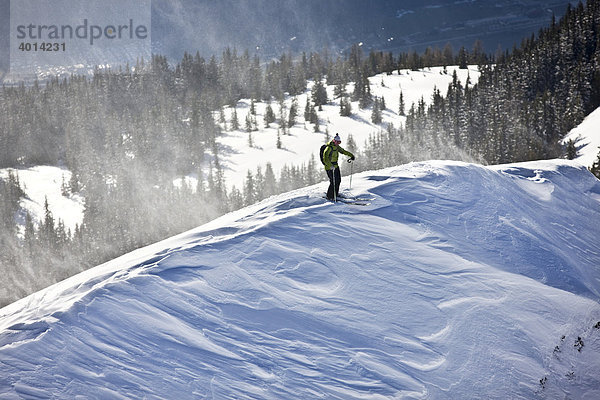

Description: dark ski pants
[326,166,341,200]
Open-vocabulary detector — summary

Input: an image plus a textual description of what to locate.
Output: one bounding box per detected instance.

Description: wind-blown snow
[1,160,600,399]
[0,166,85,236]
[211,66,479,191]
[2,67,478,234]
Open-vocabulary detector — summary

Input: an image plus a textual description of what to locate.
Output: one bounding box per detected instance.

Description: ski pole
[333,166,337,202]
[348,159,353,190]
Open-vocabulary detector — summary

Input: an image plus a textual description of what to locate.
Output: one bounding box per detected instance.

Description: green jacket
[323,140,354,170]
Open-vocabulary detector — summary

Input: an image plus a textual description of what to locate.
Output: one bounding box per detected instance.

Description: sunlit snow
[1,160,599,399]
[0,166,85,236]
[563,106,600,169]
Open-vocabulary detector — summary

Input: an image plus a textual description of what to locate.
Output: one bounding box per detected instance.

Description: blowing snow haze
[152,0,574,59]
[1,0,576,78]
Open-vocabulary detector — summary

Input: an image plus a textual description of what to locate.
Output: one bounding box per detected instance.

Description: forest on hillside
[1,0,600,306]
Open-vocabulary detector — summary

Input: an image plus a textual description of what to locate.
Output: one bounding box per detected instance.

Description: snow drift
[1,160,600,399]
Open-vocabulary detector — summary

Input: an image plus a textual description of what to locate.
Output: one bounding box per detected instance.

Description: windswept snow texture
[1,160,600,399]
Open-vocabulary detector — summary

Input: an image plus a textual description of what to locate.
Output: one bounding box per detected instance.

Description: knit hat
[333,134,341,144]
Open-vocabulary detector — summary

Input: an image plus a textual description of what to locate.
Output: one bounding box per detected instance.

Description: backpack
[319,144,331,165]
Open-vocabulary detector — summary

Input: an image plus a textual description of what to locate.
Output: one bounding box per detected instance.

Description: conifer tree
[309,104,318,124]
[278,100,288,134]
[398,90,406,116]
[40,197,57,248]
[457,46,469,69]
[590,148,600,179]
[219,107,227,128]
[371,97,383,124]
[566,139,577,160]
[231,107,240,131]
[245,113,254,133]
[311,78,328,108]
[264,103,276,127]
[340,96,352,117]
[243,170,256,206]
[304,97,311,121]
[228,186,244,210]
[334,81,347,99]
[354,70,372,108]
[23,212,36,250]
[288,97,298,128]
[442,43,454,67]
[263,163,277,197]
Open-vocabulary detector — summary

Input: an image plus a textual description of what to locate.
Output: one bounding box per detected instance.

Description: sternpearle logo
[9,0,151,77]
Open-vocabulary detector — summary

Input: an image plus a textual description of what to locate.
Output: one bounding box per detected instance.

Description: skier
[322,133,355,201]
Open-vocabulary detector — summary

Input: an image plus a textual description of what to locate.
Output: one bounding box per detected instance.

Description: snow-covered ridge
[1,160,599,399]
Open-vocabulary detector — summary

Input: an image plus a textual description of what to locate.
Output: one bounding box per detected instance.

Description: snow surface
[1,159,600,399]
[563,106,600,169]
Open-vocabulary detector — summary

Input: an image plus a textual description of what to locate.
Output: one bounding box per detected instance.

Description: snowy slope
[0,166,85,236]
[563,106,600,169]
[1,159,600,399]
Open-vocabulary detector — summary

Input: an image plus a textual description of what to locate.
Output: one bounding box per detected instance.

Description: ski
[323,196,370,206]
[337,198,370,206]
[345,197,374,202]
[337,194,375,202]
